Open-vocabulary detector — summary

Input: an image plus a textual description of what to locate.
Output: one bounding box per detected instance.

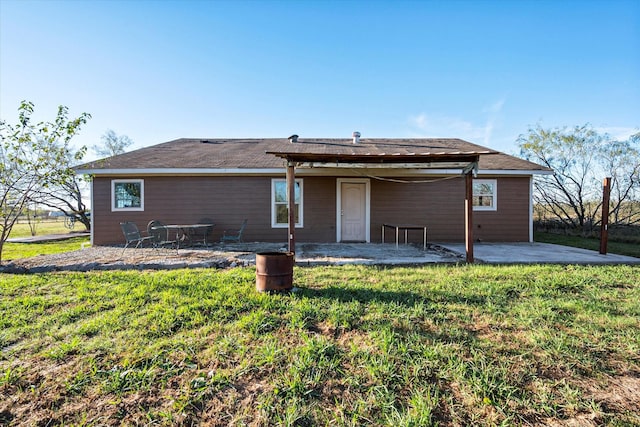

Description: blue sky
[1,0,638,159]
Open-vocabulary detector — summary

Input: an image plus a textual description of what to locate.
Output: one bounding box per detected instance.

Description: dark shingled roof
[76,138,550,172]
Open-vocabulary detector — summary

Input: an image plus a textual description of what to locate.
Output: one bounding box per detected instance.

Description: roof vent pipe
[288,134,299,143]
[352,131,361,144]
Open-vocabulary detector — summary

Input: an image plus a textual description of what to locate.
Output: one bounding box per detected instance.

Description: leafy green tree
[93,129,133,157]
[0,101,90,263]
[518,124,640,231]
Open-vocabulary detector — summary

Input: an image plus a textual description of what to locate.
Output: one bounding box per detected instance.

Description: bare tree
[28,146,92,232]
[93,129,133,157]
[0,101,90,264]
[600,133,640,225]
[519,124,640,232]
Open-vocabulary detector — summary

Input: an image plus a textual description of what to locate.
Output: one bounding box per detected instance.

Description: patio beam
[269,149,484,261]
[465,172,474,263]
[287,161,296,254]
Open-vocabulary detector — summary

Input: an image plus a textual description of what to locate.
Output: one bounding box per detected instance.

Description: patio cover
[268,140,498,263]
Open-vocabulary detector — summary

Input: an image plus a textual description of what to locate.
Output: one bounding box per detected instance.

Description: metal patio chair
[220,219,247,243]
[120,221,153,255]
[147,220,177,251]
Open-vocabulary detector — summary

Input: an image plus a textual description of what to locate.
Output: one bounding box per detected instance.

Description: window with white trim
[112,179,144,211]
[473,179,497,211]
[271,179,303,227]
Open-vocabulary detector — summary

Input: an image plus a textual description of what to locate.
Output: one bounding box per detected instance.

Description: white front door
[339,181,368,242]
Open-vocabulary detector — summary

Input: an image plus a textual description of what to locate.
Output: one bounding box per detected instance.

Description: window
[473,179,497,211]
[271,179,303,227]
[112,179,144,211]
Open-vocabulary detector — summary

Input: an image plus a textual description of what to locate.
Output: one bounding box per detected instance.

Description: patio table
[155,223,215,250]
[382,223,428,250]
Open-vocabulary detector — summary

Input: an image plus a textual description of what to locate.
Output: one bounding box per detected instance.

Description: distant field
[8,219,85,239]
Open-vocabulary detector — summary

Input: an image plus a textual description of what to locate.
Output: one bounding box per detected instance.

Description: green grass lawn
[2,237,90,262]
[535,231,640,258]
[1,265,639,426]
[1,221,90,263]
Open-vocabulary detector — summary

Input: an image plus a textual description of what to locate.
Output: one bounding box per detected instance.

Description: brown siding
[92,175,530,246]
[92,176,337,246]
[474,177,530,242]
[371,177,465,243]
[371,176,530,243]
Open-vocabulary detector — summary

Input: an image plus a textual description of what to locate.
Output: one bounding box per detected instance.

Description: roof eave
[75,167,552,177]
[75,168,286,176]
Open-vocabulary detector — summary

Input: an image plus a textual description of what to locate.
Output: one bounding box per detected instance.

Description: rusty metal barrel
[255,252,294,292]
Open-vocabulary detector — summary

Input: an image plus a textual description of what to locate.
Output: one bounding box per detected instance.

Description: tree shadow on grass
[297,285,483,347]
[298,284,487,309]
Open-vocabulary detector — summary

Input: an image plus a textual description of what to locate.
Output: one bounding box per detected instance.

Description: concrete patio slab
[3,238,638,274]
[438,242,640,265]
[295,243,463,265]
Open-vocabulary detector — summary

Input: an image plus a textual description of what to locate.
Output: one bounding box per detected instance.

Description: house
[75,136,552,248]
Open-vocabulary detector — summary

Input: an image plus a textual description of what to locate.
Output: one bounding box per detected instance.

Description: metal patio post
[599,177,611,255]
[465,172,474,263]
[287,160,296,254]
